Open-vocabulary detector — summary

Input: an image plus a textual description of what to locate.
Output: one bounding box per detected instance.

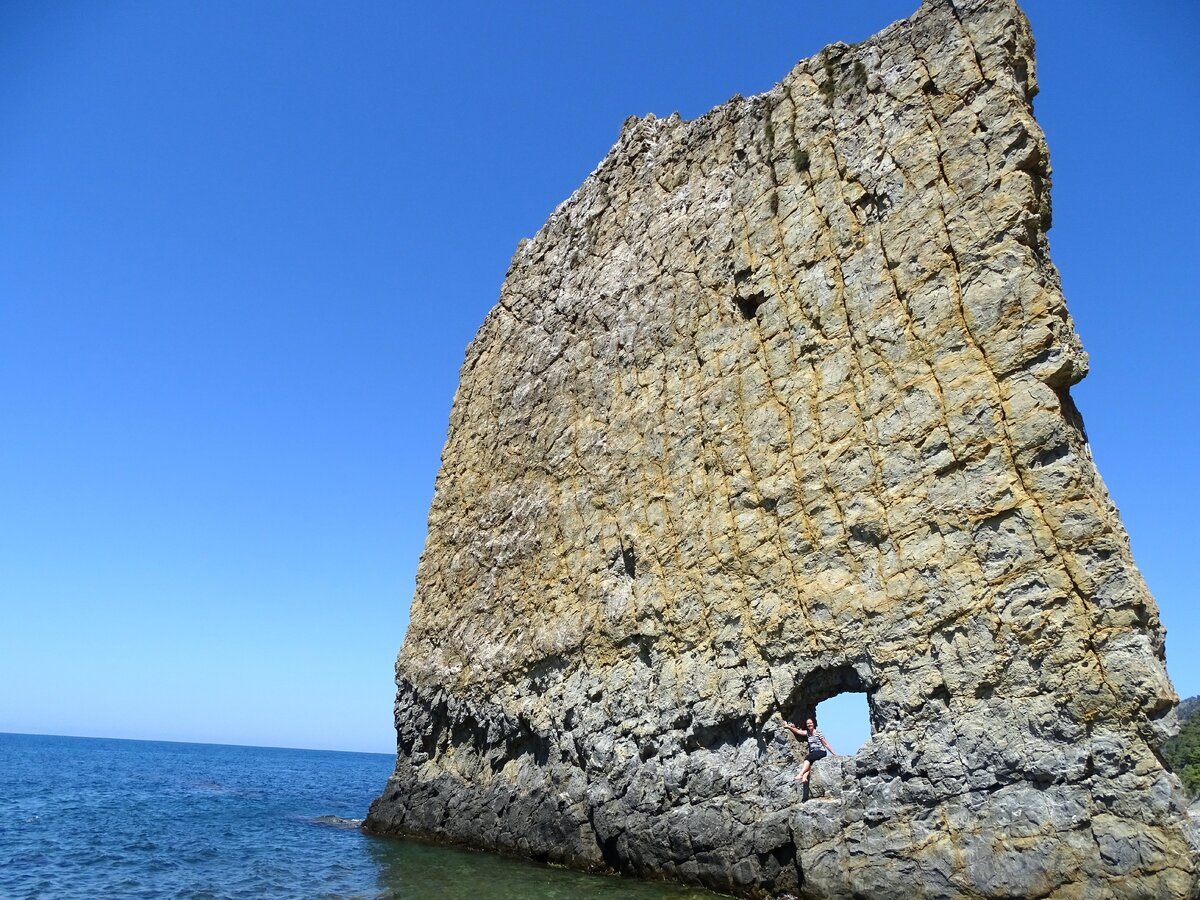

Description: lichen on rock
[365,0,1200,896]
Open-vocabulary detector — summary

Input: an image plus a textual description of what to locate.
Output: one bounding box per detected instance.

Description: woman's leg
[797,759,812,783]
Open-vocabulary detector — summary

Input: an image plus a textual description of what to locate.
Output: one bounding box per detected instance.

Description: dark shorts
[806,749,827,763]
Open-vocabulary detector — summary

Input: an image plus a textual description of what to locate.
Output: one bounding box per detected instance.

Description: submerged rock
[367,0,1199,895]
[312,815,363,829]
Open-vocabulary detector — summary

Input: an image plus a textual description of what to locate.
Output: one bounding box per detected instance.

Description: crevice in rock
[852,187,892,224]
[1053,384,1088,443]
[786,825,805,891]
[848,520,885,545]
[685,714,760,754]
[609,542,638,579]
[622,545,637,578]
[733,290,766,321]
[617,633,656,667]
[589,806,624,873]
[1029,441,1071,469]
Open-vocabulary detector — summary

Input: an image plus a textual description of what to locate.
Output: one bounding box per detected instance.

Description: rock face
[366,0,1199,895]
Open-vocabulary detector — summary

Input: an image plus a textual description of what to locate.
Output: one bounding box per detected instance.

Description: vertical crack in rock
[365,0,1199,895]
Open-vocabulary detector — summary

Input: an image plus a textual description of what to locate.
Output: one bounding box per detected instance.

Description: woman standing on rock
[781,715,835,787]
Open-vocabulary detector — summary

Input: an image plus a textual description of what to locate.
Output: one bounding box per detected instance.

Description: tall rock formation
[367,0,1199,895]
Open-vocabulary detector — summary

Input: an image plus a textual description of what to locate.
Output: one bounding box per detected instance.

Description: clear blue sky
[1,2,1196,754]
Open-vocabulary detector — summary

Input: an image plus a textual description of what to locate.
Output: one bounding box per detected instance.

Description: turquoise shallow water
[0,732,718,899]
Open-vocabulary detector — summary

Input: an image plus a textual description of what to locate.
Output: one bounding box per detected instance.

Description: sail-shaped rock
[367,0,1199,895]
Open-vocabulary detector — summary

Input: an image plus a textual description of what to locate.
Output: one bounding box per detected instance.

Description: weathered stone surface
[366,0,1199,895]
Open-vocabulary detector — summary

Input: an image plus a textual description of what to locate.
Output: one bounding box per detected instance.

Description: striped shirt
[806,729,826,753]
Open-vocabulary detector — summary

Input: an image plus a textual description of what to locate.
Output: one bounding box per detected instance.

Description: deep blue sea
[0,733,717,899]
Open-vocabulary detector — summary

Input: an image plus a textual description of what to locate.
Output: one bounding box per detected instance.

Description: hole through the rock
[815,691,872,755]
[781,663,878,756]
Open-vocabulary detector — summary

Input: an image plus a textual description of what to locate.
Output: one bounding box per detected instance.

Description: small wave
[311,815,363,829]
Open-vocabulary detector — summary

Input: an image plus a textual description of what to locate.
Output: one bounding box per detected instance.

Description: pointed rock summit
[367,0,1199,895]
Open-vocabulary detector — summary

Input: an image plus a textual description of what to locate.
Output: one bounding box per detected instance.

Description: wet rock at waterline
[366,0,1199,895]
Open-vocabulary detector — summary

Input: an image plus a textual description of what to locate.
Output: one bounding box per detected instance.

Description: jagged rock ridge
[366,0,1200,896]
